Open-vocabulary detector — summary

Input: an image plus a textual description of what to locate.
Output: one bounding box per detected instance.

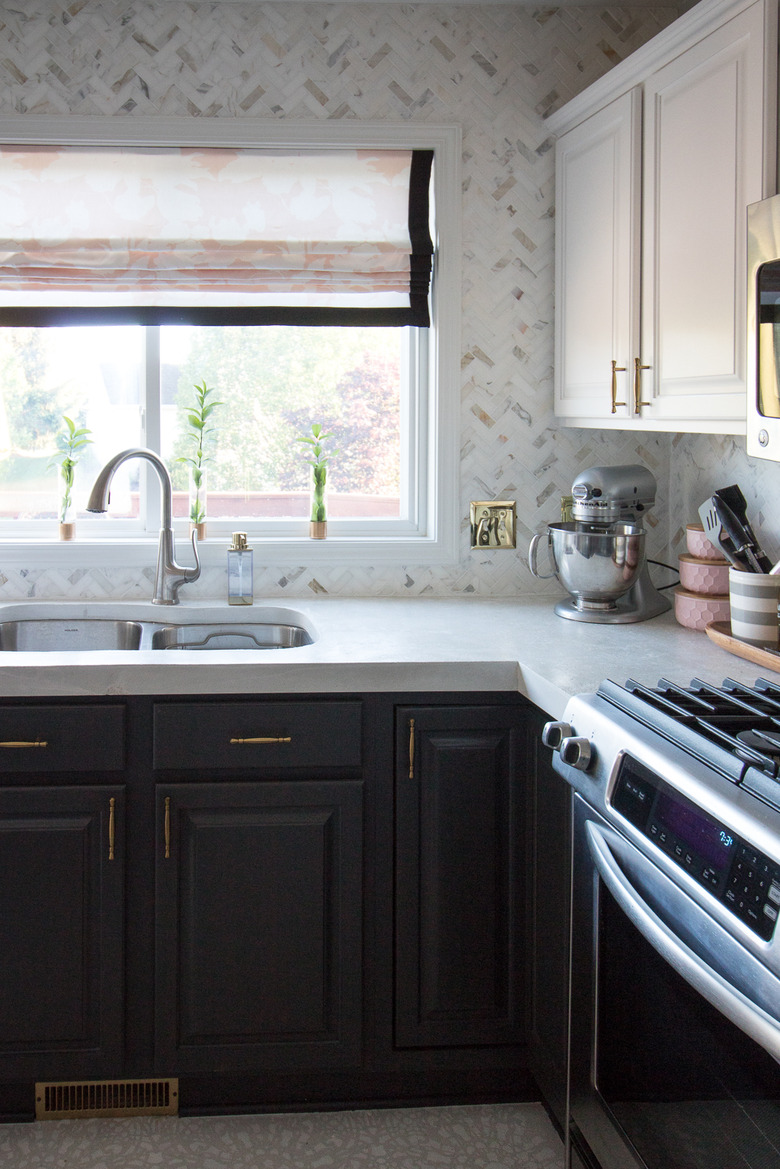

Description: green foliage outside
[0,325,403,520]
[0,331,63,490]
[0,331,95,515]
[170,326,401,499]
[0,331,57,450]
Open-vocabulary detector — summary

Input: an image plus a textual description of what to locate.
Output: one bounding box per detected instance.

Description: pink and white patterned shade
[0,145,429,312]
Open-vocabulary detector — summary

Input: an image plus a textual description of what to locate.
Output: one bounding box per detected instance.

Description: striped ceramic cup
[729,568,780,645]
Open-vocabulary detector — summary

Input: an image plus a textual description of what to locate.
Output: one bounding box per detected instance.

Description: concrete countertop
[0,596,773,718]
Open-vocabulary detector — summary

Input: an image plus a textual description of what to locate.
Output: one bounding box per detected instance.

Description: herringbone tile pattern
[0,0,683,599]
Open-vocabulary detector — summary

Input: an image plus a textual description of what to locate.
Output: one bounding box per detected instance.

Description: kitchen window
[0,118,460,567]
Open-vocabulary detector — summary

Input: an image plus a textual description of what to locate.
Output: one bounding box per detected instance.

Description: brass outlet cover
[470,501,516,549]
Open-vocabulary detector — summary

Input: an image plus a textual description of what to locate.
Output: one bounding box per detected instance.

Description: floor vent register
[35,1078,179,1120]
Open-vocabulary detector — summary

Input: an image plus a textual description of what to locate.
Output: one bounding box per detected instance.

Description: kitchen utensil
[713,494,766,572]
[712,485,772,573]
[716,484,768,553]
[697,498,750,570]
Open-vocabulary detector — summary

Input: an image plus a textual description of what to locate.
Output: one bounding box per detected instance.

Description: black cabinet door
[0,785,125,1080]
[155,780,363,1075]
[394,705,527,1048]
[526,705,571,1130]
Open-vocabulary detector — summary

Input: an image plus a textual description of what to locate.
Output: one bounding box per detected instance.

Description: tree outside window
[0,323,406,527]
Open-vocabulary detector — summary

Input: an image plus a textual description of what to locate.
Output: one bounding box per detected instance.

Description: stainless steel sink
[0,619,144,652]
[150,622,314,651]
[0,608,316,652]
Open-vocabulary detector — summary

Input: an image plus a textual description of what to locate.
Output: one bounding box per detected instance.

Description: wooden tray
[705,621,780,673]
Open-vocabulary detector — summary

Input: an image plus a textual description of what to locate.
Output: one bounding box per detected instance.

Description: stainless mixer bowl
[547,521,645,610]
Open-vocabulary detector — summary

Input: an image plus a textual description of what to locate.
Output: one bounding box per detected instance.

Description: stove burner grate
[735,728,780,765]
[599,676,780,788]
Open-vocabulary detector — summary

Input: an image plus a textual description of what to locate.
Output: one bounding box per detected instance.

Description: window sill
[0,533,457,568]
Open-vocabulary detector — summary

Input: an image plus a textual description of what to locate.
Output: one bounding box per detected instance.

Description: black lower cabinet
[394,705,527,1049]
[154,780,363,1075]
[526,705,571,1132]
[0,784,125,1081]
[0,691,555,1118]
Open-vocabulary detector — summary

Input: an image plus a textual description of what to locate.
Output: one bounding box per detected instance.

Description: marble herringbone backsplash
[0,1,687,600]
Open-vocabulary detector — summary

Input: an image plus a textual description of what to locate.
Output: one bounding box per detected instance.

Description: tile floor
[0,1102,563,1168]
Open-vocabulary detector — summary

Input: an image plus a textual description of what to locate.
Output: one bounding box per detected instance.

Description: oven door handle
[586,819,780,1063]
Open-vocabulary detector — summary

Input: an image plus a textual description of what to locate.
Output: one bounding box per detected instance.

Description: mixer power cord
[648,559,680,590]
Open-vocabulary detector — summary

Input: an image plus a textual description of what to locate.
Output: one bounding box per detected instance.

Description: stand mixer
[528,464,671,623]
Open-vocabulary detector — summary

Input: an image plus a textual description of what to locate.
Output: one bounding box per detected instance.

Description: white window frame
[0,116,461,569]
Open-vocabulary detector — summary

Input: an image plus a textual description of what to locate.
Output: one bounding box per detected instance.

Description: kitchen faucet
[87,448,201,605]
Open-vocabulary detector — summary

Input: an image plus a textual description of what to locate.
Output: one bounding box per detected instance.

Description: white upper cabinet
[554,91,641,422]
[550,0,777,432]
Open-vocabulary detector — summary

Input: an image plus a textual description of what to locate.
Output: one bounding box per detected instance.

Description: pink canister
[678,553,730,595]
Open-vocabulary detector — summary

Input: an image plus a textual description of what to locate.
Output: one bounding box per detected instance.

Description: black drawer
[153,701,362,771]
[0,705,125,773]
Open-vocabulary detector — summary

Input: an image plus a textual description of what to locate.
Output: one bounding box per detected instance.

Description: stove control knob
[541,721,573,751]
[559,736,593,772]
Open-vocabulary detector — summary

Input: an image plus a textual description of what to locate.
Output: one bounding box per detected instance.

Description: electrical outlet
[470,501,516,549]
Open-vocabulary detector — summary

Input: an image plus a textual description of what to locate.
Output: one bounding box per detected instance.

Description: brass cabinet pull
[0,739,47,748]
[634,357,651,412]
[610,360,627,413]
[164,796,171,860]
[408,718,415,779]
[108,797,116,862]
[229,736,292,745]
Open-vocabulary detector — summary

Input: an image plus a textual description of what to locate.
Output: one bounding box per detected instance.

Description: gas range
[555,674,780,1169]
[545,676,780,971]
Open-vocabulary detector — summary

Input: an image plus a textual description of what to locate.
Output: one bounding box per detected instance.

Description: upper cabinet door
[552,0,776,433]
[554,89,641,422]
[640,1,770,427]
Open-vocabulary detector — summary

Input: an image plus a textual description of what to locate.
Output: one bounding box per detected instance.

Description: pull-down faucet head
[87,447,201,605]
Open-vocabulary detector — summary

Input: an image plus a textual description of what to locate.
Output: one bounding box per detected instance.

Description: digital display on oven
[653,790,736,870]
[613,755,780,940]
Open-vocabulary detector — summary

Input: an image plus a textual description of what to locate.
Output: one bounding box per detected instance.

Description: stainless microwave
[747,192,780,459]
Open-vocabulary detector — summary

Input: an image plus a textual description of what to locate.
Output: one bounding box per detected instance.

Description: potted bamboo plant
[177,379,222,540]
[296,423,338,539]
[48,415,92,540]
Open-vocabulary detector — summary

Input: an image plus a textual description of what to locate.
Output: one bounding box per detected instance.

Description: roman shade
[0,144,434,326]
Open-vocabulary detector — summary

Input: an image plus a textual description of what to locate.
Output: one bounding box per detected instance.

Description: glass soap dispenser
[227,532,253,605]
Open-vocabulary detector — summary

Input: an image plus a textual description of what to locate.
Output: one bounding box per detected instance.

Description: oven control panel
[612,755,780,941]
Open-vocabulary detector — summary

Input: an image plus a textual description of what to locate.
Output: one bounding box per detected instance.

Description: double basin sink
[0,606,316,653]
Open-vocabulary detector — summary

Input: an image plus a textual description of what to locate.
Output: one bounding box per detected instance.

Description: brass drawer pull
[408,718,415,779]
[610,360,626,413]
[0,739,48,748]
[229,736,292,745]
[164,796,171,860]
[108,797,116,862]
